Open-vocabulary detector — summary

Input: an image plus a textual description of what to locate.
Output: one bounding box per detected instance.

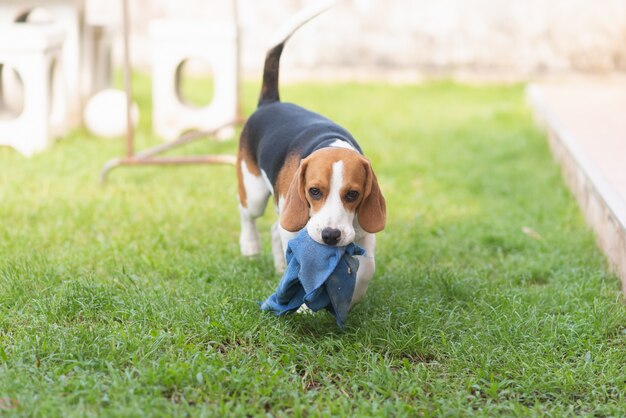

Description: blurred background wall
[125,0,626,81]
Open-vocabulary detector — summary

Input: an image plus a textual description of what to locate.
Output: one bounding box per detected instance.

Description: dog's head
[280,148,386,246]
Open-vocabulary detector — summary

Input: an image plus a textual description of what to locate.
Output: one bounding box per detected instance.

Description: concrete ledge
[527,84,626,290]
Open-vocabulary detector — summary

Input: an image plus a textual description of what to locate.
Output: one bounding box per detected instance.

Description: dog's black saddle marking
[246,102,363,188]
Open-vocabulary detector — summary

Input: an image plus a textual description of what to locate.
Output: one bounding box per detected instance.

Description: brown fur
[274,153,300,205]
[280,158,310,232]
[357,161,386,233]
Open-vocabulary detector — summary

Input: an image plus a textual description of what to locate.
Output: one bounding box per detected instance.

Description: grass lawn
[1,75,626,417]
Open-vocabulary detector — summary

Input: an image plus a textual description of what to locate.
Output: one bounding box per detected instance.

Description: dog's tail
[258,0,335,107]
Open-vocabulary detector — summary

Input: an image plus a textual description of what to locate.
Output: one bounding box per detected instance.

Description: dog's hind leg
[237,156,270,257]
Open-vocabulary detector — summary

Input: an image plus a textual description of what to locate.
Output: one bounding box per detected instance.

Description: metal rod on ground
[133,121,236,159]
[98,122,238,183]
[99,154,236,183]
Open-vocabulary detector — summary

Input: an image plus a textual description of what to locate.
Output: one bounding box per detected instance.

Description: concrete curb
[526,84,626,290]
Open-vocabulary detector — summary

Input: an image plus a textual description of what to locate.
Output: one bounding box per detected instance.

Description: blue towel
[260,229,365,328]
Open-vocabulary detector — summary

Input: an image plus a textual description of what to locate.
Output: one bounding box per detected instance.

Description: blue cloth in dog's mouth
[260,229,365,328]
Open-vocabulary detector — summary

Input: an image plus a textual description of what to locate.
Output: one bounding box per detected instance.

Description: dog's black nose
[321,228,341,245]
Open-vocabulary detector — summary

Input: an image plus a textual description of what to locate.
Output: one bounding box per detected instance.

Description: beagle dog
[236,4,386,306]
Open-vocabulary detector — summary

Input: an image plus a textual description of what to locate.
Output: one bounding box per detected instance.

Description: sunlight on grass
[1,75,625,416]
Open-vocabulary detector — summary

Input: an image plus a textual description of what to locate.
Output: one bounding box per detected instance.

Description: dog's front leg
[352,232,376,307]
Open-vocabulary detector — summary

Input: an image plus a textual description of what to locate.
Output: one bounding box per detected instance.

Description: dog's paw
[273,256,286,273]
[273,262,286,274]
[240,239,261,257]
[296,305,313,315]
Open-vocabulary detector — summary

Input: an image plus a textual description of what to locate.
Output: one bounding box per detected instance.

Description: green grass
[1,74,626,417]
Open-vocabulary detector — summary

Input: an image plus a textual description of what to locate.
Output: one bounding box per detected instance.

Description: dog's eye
[309,187,322,199]
[345,190,359,202]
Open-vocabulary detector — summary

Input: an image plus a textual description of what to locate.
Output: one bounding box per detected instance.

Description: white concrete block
[0,24,67,156]
[150,19,239,142]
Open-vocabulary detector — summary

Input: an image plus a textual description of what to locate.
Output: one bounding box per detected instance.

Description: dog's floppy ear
[358,160,386,233]
[280,159,310,232]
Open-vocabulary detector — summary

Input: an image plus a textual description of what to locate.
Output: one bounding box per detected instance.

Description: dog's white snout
[306,160,356,246]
